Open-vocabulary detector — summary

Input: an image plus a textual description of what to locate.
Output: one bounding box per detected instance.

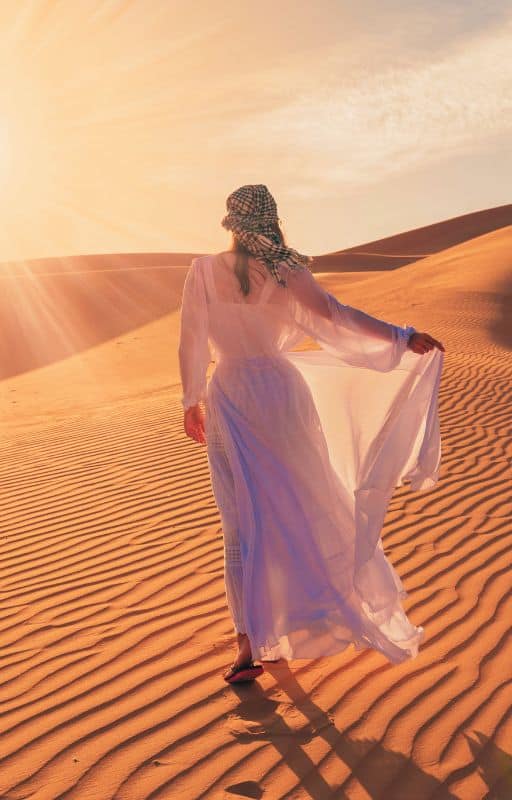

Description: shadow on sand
[221,662,511,800]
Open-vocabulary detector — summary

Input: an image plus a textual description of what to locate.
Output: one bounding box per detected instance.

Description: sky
[0,0,510,262]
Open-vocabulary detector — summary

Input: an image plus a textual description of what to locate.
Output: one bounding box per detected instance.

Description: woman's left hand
[408,331,445,354]
[184,403,206,444]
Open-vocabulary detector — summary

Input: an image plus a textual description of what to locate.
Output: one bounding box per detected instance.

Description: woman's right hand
[408,332,445,354]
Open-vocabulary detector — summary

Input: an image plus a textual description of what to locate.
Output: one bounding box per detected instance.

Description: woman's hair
[229,221,287,296]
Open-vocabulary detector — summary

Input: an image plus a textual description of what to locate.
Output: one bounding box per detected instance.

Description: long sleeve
[178,258,211,410]
[282,264,416,372]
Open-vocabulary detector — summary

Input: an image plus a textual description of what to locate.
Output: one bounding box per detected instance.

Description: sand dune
[3,204,510,382]
[312,203,512,272]
[0,252,203,276]
[1,218,511,799]
[0,264,189,380]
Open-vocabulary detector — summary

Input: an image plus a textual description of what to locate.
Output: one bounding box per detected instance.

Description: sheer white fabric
[178,252,444,663]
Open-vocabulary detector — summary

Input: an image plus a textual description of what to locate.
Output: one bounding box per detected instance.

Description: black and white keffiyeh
[221,184,314,287]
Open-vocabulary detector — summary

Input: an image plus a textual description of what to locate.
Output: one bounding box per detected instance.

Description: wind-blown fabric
[221,183,313,286]
[178,252,444,664]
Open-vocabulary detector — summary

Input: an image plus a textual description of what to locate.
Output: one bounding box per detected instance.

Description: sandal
[223,659,264,683]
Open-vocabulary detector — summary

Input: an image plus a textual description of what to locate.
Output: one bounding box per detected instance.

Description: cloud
[219,15,512,193]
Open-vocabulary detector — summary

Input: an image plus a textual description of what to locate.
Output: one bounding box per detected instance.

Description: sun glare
[0,122,11,181]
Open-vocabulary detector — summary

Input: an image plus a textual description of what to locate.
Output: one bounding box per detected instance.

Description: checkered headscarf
[221,184,313,287]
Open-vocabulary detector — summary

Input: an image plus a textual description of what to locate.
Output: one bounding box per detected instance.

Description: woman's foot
[223,634,263,683]
[234,632,252,668]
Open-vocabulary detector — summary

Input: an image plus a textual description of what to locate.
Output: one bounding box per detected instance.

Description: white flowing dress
[178,252,444,664]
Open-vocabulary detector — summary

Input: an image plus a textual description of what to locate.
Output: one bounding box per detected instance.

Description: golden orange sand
[1,211,511,799]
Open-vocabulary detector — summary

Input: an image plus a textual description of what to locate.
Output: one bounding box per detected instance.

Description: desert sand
[1,207,511,799]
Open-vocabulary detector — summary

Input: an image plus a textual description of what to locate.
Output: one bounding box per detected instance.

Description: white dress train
[178,252,444,664]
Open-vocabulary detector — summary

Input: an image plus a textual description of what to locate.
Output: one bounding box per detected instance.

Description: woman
[178,184,445,684]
